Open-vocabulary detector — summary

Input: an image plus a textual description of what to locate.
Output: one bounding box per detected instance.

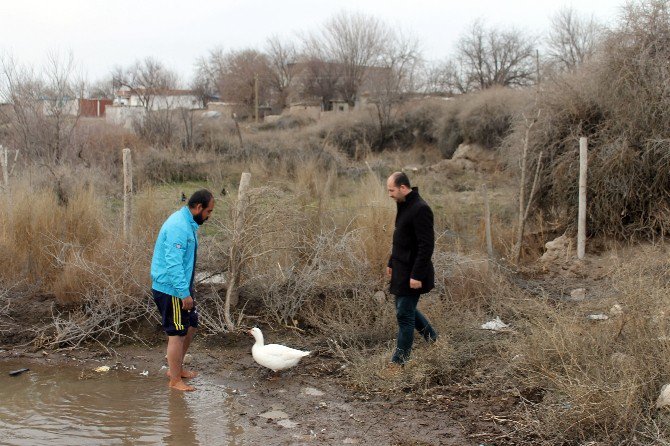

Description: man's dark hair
[391,172,411,188]
[188,189,214,209]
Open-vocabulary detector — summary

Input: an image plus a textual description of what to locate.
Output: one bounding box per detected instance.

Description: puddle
[0,360,243,445]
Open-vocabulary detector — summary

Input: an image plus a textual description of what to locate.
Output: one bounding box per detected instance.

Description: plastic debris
[610,304,624,316]
[277,419,298,429]
[94,366,111,373]
[140,370,149,377]
[480,317,509,331]
[9,368,29,376]
[570,288,586,300]
[587,314,609,321]
[656,384,670,409]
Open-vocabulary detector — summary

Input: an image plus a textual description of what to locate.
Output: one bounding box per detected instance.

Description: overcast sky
[1,0,624,84]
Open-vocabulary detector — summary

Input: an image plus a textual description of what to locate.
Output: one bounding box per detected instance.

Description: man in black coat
[386,172,437,367]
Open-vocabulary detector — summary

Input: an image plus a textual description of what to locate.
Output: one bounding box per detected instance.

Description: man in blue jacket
[151,189,215,391]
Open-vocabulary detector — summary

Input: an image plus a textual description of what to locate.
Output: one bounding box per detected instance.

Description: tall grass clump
[0,172,159,347]
[507,0,670,240]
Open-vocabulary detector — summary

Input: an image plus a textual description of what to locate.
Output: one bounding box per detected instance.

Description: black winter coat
[388,188,435,296]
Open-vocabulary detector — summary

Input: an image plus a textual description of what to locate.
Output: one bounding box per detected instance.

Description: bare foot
[169,380,196,391]
[166,369,198,379]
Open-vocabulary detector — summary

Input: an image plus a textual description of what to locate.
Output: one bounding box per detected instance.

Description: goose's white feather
[249,327,310,372]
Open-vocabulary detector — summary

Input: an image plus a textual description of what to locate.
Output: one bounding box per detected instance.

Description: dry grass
[509,246,670,444]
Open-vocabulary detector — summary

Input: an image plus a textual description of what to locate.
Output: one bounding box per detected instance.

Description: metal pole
[578,137,588,259]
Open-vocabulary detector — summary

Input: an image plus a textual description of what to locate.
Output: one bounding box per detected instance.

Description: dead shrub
[458,87,529,150]
[506,1,670,239]
[48,236,153,346]
[511,246,670,444]
[0,182,104,287]
[138,147,217,185]
[435,100,463,158]
[401,99,451,145]
[319,112,380,156]
[258,113,316,131]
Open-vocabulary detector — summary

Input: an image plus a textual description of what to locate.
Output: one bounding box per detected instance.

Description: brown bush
[506,1,670,239]
[511,246,670,444]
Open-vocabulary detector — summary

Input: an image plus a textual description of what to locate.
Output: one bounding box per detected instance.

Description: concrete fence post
[481,184,494,259]
[578,137,588,259]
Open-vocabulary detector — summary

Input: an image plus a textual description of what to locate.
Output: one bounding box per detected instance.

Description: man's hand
[409,279,422,289]
[386,267,392,277]
[182,296,194,310]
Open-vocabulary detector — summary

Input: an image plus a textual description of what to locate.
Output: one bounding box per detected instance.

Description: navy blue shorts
[152,289,199,336]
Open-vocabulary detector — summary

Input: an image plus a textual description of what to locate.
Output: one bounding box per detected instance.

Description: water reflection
[0,360,240,445]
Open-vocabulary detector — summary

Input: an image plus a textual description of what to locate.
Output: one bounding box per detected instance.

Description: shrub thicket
[507,0,670,239]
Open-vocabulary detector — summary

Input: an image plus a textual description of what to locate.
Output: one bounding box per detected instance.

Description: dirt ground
[1,241,631,445]
[1,328,504,446]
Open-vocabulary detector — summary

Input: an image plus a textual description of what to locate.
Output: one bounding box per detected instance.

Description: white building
[114,88,203,110]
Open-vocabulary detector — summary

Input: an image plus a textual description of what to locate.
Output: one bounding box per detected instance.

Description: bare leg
[167,327,198,379]
[181,327,198,378]
[167,335,194,391]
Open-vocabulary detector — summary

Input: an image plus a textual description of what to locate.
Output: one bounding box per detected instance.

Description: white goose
[248,327,310,376]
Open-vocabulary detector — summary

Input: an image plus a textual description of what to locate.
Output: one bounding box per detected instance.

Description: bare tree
[546,7,602,72]
[304,11,390,106]
[215,49,271,117]
[193,47,226,100]
[265,36,297,111]
[112,58,183,146]
[112,57,178,111]
[0,52,81,165]
[368,31,422,146]
[455,20,536,91]
[420,60,453,95]
[294,56,342,111]
[88,76,116,99]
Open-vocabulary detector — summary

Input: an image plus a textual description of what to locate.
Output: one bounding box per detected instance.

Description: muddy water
[0,360,243,445]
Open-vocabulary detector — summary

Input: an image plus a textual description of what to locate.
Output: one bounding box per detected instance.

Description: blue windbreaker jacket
[151,206,199,299]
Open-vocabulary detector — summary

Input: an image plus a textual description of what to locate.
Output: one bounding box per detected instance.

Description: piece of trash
[570,288,586,300]
[610,304,624,316]
[657,384,670,409]
[259,410,289,420]
[481,316,509,331]
[303,387,325,397]
[140,370,149,376]
[9,368,29,376]
[183,354,192,365]
[587,314,609,321]
[94,366,111,373]
[277,419,298,429]
[160,365,168,370]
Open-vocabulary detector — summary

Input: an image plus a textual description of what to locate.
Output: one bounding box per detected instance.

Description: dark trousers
[392,295,437,365]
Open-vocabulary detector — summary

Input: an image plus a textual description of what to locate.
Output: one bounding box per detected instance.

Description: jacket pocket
[391,246,411,264]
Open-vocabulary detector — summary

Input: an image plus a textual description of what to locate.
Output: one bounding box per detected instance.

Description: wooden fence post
[577,137,588,260]
[123,148,133,240]
[481,184,494,259]
[224,172,251,331]
[0,145,8,196]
